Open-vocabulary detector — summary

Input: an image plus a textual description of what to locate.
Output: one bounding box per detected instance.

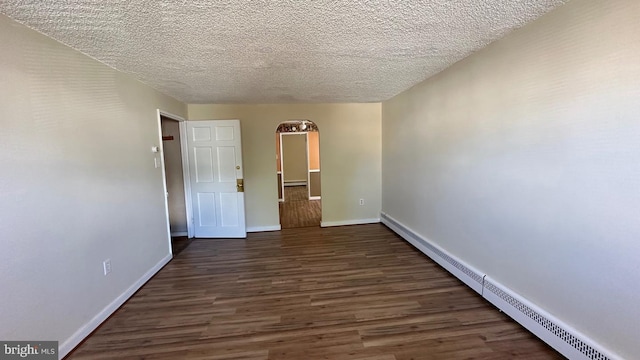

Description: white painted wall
[0,14,186,356]
[188,104,382,228]
[381,0,640,358]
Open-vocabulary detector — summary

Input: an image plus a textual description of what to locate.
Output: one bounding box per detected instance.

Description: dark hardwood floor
[279,186,321,229]
[171,236,192,256]
[66,224,562,360]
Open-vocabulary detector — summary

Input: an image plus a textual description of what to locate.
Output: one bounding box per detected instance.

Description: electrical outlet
[103,259,111,276]
[359,199,364,206]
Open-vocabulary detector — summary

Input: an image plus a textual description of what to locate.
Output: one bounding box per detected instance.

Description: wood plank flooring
[66,224,563,360]
[171,236,192,256]
[279,186,321,228]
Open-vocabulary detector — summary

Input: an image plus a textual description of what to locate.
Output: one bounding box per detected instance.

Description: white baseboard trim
[309,196,321,200]
[247,225,281,233]
[380,211,621,360]
[284,181,307,186]
[320,218,380,227]
[59,253,172,358]
[171,231,188,237]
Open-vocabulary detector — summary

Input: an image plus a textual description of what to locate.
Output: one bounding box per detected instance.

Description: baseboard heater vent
[421,240,483,285]
[380,211,620,360]
[284,181,307,187]
[483,279,612,360]
[380,212,483,293]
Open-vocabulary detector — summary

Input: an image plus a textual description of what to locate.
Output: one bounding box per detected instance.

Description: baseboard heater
[284,181,307,186]
[380,212,619,360]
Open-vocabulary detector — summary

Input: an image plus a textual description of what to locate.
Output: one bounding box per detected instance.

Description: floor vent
[484,279,612,360]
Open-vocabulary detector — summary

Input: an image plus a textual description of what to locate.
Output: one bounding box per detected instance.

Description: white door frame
[305,132,311,200]
[156,110,194,246]
[279,132,309,201]
[278,132,285,202]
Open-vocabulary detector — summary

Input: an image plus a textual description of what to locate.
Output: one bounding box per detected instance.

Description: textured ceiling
[0,0,567,103]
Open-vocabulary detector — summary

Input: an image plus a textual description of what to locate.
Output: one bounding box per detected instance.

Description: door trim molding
[157,110,193,241]
[306,132,311,200]
[280,132,309,202]
[179,120,193,238]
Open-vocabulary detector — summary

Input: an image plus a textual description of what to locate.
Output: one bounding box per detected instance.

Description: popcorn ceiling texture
[0,0,567,103]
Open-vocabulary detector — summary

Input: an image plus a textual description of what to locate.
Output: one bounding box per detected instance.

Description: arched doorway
[276,120,321,228]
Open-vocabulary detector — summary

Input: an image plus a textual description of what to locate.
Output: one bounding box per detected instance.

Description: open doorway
[276,120,321,228]
[159,113,191,255]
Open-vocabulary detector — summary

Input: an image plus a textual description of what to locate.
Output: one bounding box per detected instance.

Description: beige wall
[0,14,186,356]
[309,172,321,197]
[161,117,188,234]
[281,133,308,182]
[308,130,321,197]
[275,134,281,172]
[188,103,382,228]
[308,131,320,170]
[381,0,640,358]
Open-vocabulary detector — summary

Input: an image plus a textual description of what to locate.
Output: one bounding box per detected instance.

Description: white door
[186,120,246,238]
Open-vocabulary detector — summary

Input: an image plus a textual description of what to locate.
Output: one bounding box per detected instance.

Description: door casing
[157,110,192,248]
